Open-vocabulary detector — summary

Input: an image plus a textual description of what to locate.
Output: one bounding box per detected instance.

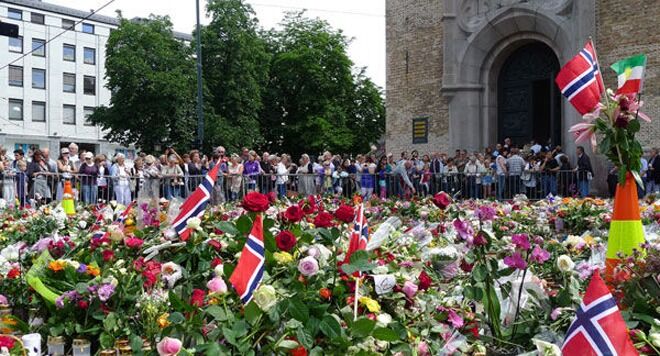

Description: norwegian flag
[229,214,265,304]
[91,202,134,240]
[343,203,369,266]
[172,164,221,241]
[561,271,638,356]
[555,40,604,115]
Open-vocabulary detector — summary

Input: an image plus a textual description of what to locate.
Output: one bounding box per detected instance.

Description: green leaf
[631,170,644,190]
[215,221,239,236]
[244,301,262,325]
[372,327,399,341]
[277,340,300,350]
[296,328,314,349]
[168,312,186,324]
[319,315,342,339]
[473,263,488,282]
[341,250,377,274]
[627,119,640,133]
[288,298,310,322]
[236,215,253,235]
[130,335,143,353]
[103,312,118,331]
[350,318,376,338]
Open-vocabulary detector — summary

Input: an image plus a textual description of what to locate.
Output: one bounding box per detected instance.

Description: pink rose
[124,236,144,249]
[402,281,418,299]
[297,256,319,277]
[0,294,8,305]
[417,341,430,356]
[206,277,227,295]
[156,337,182,356]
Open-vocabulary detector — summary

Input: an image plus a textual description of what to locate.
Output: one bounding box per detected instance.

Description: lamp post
[195,0,205,150]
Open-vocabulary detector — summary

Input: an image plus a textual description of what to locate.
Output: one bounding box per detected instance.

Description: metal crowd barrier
[0,170,592,207]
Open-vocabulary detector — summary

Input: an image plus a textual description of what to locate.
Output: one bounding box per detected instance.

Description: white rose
[650,332,660,348]
[563,235,582,248]
[214,264,224,277]
[372,266,389,275]
[376,313,392,326]
[556,255,575,272]
[78,220,87,229]
[532,339,562,356]
[163,229,177,240]
[253,285,277,311]
[186,217,202,231]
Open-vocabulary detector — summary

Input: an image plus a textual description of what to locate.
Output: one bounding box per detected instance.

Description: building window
[83,47,96,65]
[32,38,46,57]
[8,66,23,87]
[82,23,94,34]
[83,107,95,126]
[63,44,75,61]
[31,13,45,24]
[62,19,75,30]
[412,117,429,144]
[8,8,22,20]
[9,36,23,53]
[8,99,23,121]
[32,68,46,89]
[63,105,76,125]
[32,101,46,122]
[63,73,76,93]
[83,76,96,95]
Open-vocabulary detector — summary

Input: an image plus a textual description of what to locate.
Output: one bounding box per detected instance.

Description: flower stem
[511,266,528,339]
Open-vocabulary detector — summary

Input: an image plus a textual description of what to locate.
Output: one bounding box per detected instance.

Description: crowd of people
[0,138,658,207]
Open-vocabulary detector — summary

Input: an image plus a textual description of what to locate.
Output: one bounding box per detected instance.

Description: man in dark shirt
[541,150,559,196]
[575,146,593,198]
[647,148,659,195]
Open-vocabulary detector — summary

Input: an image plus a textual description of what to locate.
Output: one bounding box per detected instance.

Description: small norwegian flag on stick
[561,270,638,356]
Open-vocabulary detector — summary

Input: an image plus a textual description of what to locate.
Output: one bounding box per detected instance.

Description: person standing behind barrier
[56,148,77,201]
[430,152,444,195]
[187,150,207,193]
[297,154,315,197]
[96,155,109,202]
[111,153,133,205]
[78,152,98,205]
[227,154,244,201]
[559,155,574,197]
[522,155,540,198]
[575,146,592,198]
[464,155,483,199]
[393,159,415,198]
[243,151,260,192]
[648,148,659,195]
[377,156,388,199]
[275,155,289,198]
[27,150,52,204]
[495,151,508,200]
[15,160,27,207]
[506,147,525,198]
[259,152,272,193]
[361,163,377,199]
[161,155,184,200]
[210,147,227,205]
[142,155,161,201]
[482,156,495,198]
[541,150,559,196]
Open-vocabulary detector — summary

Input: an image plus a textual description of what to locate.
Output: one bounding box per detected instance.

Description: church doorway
[497,42,561,148]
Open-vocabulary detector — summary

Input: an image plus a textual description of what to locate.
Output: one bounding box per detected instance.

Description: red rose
[319,288,332,300]
[299,196,317,215]
[432,192,452,209]
[124,236,144,249]
[102,249,114,262]
[242,192,271,212]
[275,230,297,252]
[460,259,474,272]
[283,205,305,223]
[334,205,355,223]
[190,288,206,307]
[211,257,223,268]
[143,270,158,289]
[7,267,20,279]
[77,300,89,309]
[0,335,16,350]
[267,191,278,203]
[207,239,223,252]
[418,270,432,291]
[313,212,334,228]
[290,346,308,356]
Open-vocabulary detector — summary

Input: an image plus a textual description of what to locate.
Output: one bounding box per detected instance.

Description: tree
[198,0,270,152]
[89,15,196,151]
[261,13,385,157]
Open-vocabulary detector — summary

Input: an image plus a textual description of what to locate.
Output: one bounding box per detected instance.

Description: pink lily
[582,102,605,121]
[628,99,651,122]
[568,122,597,148]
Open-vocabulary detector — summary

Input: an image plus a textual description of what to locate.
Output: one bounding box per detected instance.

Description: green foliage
[89,15,197,151]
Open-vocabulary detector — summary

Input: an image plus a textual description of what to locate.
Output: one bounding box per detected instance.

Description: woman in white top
[275,155,289,198]
[522,156,541,198]
[227,154,244,201]
[296,154,315,197]
[111,153,133,205]
[160,154,184,200]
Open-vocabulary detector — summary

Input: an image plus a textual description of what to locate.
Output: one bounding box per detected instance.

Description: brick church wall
[596,0,660,150]
[385,0,449,156]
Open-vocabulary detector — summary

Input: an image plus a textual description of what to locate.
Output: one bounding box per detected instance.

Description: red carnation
[267,191,278,203]
[299,196,317,215]
[124,236,144,249]
[190,288,206,307]
[432,192,452,209]
[207,239,223,252]
[283,205,305,223]
[211,257,223,268]
[275,230,297,252]
[77,300,89,309]
[0,335,16,350]
[418,270,432,291]
[242,192,271,212]
[102,249,114,262]
[313,211,334,228]
[334,205,355,223]
[290,346,308,356]
[7,268,20,279]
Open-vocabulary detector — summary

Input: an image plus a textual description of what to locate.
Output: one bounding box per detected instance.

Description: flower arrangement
[0,194,657,355]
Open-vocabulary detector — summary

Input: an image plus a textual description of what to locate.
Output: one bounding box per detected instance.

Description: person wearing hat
[142,155,161,201]
[111,152,133,205]
[56,147,77,201]
[78,152,99,204]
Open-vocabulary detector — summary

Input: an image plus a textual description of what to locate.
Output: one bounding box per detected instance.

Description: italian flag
[610,54,647,94]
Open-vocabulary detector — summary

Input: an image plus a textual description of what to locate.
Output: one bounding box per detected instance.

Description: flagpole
[589,37,609,106]
[353,276,360,321]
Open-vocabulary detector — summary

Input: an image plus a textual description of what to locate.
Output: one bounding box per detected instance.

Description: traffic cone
[605,172,645,283]
[61,180,76,216]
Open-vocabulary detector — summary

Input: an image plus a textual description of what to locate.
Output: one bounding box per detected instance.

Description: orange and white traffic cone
[61,180,76,216]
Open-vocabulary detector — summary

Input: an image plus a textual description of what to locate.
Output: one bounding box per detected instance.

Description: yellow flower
[124,218,135,227]
[273,251,293,265]
[48,260,66,272]
[157,313,170,328]
[87,265,101,277]
[359,297,381,313]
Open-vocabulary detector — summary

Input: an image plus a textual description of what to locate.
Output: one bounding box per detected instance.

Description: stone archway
[496,42,561,146]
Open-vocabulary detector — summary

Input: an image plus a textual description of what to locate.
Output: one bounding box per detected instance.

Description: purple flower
[511,234,530,250]
[550,308,562,321]
[575,261,597,279]
[503,252,527,270]
[453,219,474,243]
[55,296,65,309]
[554,217,564,232]
[402,281,418,299]
[31,238,53,253]
[475,206,496,221]
[97,283,115,302]
[0,294,7,305]
[529,245,550,264]
[437,306,464,328]
[77,264,88,274]
[297,256,319,277]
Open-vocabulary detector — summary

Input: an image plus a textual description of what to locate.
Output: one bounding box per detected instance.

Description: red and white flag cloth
[555,40,605,115]
[91,202,134,240]
[171,163,221,241]
[229,214,265,304]
[343,203,369,267]
[561,271,638,356]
